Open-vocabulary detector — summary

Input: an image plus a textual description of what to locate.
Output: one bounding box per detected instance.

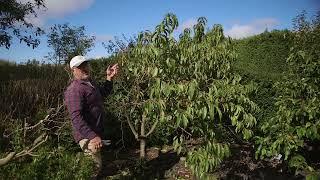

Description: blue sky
[1,0,319,63]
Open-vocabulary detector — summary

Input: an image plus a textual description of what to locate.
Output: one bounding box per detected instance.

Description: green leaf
[216,106,222,120]
[176,114,181,127]
[152,67,158,77]
[306,174,319,180]
[188,82,196,100]
[202,106,207,120]
[182,114,188,127]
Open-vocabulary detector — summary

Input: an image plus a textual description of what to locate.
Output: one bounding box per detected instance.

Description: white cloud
[225,18,279,39]
[178,18,197,32]
[19,0,95,27]
[225,24,255,39]
[252,18,279,27]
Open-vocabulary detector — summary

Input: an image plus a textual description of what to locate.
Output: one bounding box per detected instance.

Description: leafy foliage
[255,11,320,176]
[233,30,294,150]
[47,23,95,64]
[187,142,230,179]
[107,13,258,177]
[0,146,95,180]
[0,0,45,49]
[234,29,294,81]
[1,10,320,179]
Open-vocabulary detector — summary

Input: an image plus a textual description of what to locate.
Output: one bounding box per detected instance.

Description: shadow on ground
[215,143,304,180]
[96,143,315,179]
[99,147,184,179]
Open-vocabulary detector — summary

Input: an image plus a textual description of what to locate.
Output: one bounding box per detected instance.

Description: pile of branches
[0,104,68,167]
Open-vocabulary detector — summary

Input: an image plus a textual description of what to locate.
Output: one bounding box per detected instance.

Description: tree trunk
[140,139,146,158]
[140,114,146,159]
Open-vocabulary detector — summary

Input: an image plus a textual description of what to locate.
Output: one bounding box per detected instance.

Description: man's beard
[80,74,90,80]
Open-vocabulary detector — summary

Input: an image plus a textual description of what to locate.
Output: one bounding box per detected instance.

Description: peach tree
[108,14,258,178]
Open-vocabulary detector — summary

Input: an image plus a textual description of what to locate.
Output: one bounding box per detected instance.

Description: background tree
[0,0,45,49]
[255,11,320,178]
[47,23,95,64]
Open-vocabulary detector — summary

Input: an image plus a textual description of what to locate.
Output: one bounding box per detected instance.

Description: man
[64,55,118,174]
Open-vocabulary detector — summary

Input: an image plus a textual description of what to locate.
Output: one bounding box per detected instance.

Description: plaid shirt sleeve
[98,80,113,97]
[64,86,97,140]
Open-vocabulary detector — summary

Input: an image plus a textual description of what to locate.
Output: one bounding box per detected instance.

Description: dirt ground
[95,143,308,180]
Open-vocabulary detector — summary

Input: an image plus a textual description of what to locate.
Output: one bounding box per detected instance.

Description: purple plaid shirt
[64,79,113,143]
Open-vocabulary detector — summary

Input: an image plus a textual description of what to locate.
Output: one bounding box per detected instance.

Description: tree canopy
[0,0,45,49]
[47,23,95,64]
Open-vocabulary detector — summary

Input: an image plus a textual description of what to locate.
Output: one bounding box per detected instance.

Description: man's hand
[106,63,119,81]
[89,136,102,152]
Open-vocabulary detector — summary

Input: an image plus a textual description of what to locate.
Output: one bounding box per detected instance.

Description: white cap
[69,56,89,68]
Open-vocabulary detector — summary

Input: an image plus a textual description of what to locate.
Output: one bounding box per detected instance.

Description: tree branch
[126,116,138,139]
[0,133,47,167]
[0,152,16,167]
[146,119,159,137]
[0,104,63,167]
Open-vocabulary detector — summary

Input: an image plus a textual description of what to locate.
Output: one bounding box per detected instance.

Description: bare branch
[127,116,138,139]
[0,133,47,166]
[179,127,192,137]
[146,119,159,137]
[0,152,16,166]
[0,104,63,167]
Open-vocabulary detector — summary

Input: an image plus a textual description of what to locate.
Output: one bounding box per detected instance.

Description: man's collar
[73,78,90,83]
[73,78,95,88]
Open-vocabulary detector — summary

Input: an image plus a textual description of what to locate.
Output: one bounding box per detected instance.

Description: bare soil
[97,144,305,180]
